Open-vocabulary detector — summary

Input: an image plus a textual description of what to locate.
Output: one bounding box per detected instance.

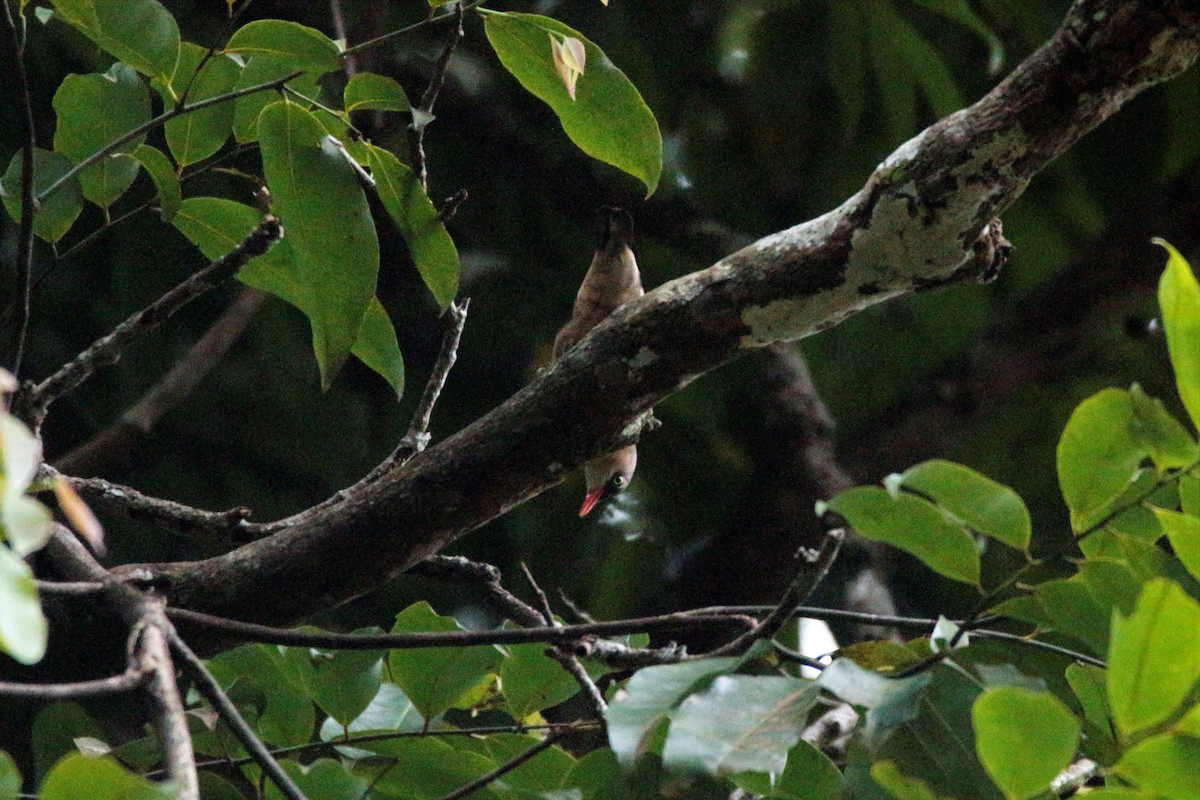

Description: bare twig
[329,0,356,76]
[34,579,105,595]
[43,470,263,538]
[438,189,469,223]
[970,629,1106,668]
[407,2,464,190]
[342,0,487,58]
[168,630,307,800]
[698,529,845,658]
[54,288,268,476]
[0,669,145,700]
[165,606,755,650]
[437,732,562,800]
[1,0,37,375]
[521,563,607,714]
[23,216,283,425]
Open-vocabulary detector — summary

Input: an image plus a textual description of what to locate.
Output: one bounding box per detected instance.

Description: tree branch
[116,0,1200,626]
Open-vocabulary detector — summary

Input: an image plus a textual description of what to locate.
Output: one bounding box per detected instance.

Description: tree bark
[118,0,1200,625]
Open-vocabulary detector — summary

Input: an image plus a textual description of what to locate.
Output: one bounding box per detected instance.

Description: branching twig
[0,669,145,699]
[1,0,37,375]
[54,288,268,476]
[407,2,464,190]
[167,630,307,800]
[521,563,607,715]
[437,732,562,800]
[22,215,282,425]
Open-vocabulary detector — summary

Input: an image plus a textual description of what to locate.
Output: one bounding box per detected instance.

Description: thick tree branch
[118,1,1200,626]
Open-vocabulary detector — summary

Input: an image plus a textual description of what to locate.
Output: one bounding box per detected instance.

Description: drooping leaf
[130,144,180,220]
[171,198,402,393]
[51,63,150,209]
[365,144,459,309]
[49,0,180,83]
[0,546,46,665]
[901,460,1031,551]
[972,687,1080,800]
[661,675,820,776]
[1107,578,1200,736]
[387,602,503,720]
[1154,239,1200,432]
[224,20,342,74]
[827,486,981,584]
[1057,388,1149,530]
[343,72,410,113]
[159,44,241,167]
[484,12,662,196]
[1,149,83,243]
[257,100,379,386]
[1033,577,1112,656]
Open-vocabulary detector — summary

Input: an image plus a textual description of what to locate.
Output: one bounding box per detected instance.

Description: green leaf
[827,486,981,584]
[231,57,319,143]
[1033,577,1111,655]
[365,145,459,309]
[265,759,368,800]
[0,546,46,665]
[818,658,932,735]
[662,676,820,776]
[972,687,1080,800]
[1,411,52,555]
[40,754,171,800]
[344,72,410,113]
[870,760,951,800]
[354,299,404,398]
[49,0,180,83]
[1057,388,1148,530]
[304,647,383,726]
[51,63,150,209]
[32,704,103,780]
[318,683,423,758]
[387,602,503,720]
[1,149,83,243]
[258,100,379,387]
[1153,507,1200,581]
[1155,239,1200,431]
[605,653,748,767]
[744,740,842,800]
[1128,384,1200,469]
[159,44,240,167]
[205,644,315,747]
[913,0,1004,74]
[901,460,1031,551]
[0,752,19,800]
[1115,734,1200,800]
[1107,578,1200,736]
[130,144,180,221]
[353,737,499,798]
[472,733,576,793]
[483,12,662,196]
[224,20,342,73]
[1065,662,1120,765]
[501,641,588,720]
[1181,474,1200,516]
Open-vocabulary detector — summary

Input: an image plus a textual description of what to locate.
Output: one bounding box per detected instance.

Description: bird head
[579,447,637,517]
[596,207,635,251]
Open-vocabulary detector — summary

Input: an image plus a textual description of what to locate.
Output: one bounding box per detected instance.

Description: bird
[553,208,644,517]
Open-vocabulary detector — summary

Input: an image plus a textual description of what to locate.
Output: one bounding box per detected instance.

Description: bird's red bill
[579,488,605,517]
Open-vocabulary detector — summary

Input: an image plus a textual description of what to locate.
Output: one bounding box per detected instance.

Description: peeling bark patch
[628,346,658,370]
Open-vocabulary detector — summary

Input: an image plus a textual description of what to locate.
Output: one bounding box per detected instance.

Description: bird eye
[610,475,627,489]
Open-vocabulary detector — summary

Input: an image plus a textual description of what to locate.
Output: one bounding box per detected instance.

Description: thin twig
[438,189,469,223]
[342,0,487,58]
[698,529,845,658]
[165,606,756,650]
[34,579,105,595]
[521,563,607,714]
[1,0,37,375]
[42,470,264,538]
[437,733,562,800]
[23,216,282,424]
[970,629,1106,668]
[167,630,308,800]
[329,0,356,76]
[0,669,145,699]
[407,2,464,191]
[54,288,268,476]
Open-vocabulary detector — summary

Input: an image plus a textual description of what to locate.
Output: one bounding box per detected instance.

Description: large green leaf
[972,687,1080,800]
[827,486,981,584]
[900,459,1031,551]
[1,149,83,243]
[354,738,499,800]
[605,654,749,767]
[266,759,367,800]
[501,640,589,720]
[1115,734,1200,800]
[1155,240,1200,432]
[1107,578,1200,736]
[49,0,180,83]
[1058,388,1150,530]
[230,57,319,144]
[171,198,402,395]
[257,101,379,387]
[224,20,342,73]
[819,658,932,736]
[365,145,459,310]
[39,754,170,800]
[344,72,410,113]
[0,546,46,665]
[51,63,150,209]
[206,644,315,747]
[159,44,240,167]
[661,676,820,776]
[386,602,503,721]
[1128,384,1199,469]
[483,12,662,196]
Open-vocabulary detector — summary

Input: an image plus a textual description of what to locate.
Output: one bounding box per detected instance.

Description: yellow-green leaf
[1154,239,1200,432]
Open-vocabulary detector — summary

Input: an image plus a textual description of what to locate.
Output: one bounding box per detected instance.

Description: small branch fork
[407,1,464,191]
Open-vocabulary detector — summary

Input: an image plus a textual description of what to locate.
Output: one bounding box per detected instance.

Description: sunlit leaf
[224,20,342,73]
[39,753,170,800]
[973,687,1080,800]
[1115,734,1200,800]
[1128,384,1199,469]
[0,546,46,665]
[1154,239,1200,431]
[1058,388,1149,530]
[49,0,180,83]
[901,460,1031,551]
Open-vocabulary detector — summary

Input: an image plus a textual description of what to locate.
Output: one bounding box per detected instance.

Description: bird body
[554,209,643,516]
